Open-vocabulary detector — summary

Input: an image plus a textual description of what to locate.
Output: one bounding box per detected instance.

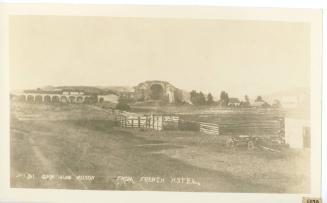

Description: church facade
[134,80,190,104]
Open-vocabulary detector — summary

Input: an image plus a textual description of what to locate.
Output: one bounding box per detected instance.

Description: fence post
[152,115,155,129]
[138,117,141,128]
[147,116,149,128]
[178,117,180,130]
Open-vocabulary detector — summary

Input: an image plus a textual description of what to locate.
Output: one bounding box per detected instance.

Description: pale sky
[10,16,310,98]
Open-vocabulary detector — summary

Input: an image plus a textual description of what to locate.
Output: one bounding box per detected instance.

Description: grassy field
[10,102,310,193]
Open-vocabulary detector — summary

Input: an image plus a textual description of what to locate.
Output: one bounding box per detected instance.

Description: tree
[220,91,226,101]
[190,90,207,105]
[190,90,199,105]
[207,93,214,105]
[199,92,206,105]
[174,91,184,105]
[243,95,250,107]
[115,100,131,111]
[272,99,282,108]
[219,91,229,106]
[255,96,263,102]
[225,93,229,104]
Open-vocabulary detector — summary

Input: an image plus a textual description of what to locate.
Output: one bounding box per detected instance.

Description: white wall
[285,118,310,148]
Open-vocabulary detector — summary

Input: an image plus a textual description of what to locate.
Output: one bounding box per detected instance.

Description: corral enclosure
[131,106,285,137]
[179,109,285,136]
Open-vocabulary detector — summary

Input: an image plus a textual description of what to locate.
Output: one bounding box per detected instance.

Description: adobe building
[134,80,190,104]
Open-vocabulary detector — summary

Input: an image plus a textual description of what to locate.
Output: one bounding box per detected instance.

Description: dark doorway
[69,96,76,103]
[77,97,83,103]
[35,95,43,103]
[27,95,34,103]
[150,84,164,100]
[52,96,60,103]
[44,95,51,103]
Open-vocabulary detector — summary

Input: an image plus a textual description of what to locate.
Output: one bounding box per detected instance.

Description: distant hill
[264,87,310,120]
[26,85,133,95]
[96,86,135,93]
[263,87,310,103]
[55,86,117,95]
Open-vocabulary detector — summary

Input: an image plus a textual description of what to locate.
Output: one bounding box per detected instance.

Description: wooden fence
[180,111,284,137]
[199,122,219,135]
[115,113,220,135]
[113,110,221,135]
[115,114,180,131]
[112,110,286,138]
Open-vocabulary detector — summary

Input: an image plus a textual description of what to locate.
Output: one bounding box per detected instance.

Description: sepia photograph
[0,4,323,203]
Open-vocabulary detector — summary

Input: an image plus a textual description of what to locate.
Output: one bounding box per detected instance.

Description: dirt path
[27,136,88,189]
[10,103,296,192]
[11,119,281,192]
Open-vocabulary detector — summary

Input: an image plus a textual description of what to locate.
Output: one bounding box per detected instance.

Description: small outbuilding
[228,98,241,107]
[98,94,119,104]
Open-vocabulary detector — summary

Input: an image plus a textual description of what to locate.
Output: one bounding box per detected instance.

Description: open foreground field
[10,102,310,193]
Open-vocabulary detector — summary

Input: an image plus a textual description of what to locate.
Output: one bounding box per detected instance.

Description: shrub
[115,101,131,111]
